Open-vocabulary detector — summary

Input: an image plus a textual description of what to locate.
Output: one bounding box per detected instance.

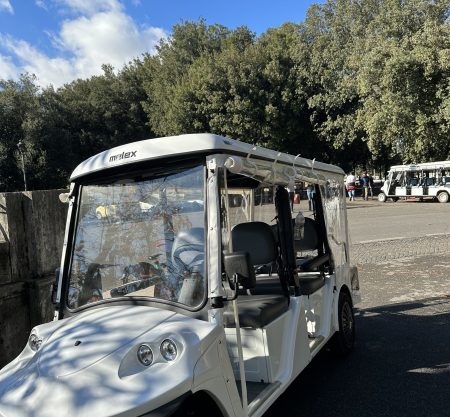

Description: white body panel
[0,305,224,417]
[70,134,343,181]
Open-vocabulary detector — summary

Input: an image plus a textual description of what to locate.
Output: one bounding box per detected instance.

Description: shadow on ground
[264,297,450,417]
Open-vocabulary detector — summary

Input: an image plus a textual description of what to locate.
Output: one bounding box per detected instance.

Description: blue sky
[0,0,324,87]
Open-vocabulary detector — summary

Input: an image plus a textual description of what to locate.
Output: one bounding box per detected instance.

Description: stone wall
[0,190,68,367]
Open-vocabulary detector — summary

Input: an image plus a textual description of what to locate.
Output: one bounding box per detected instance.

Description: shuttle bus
[378,160,450,203]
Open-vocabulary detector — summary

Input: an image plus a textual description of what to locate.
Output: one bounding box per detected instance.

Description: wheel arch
[339,284,352,304]
[333,283,353,331]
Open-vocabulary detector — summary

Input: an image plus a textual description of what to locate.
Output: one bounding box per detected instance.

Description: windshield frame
[61,160,209,315]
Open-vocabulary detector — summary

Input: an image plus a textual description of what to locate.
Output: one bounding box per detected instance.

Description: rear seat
[223,221,288,328]
[262,217,326,296]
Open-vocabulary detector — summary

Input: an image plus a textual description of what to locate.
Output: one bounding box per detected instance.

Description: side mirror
[51,268,60,304]
[224,251,256,290]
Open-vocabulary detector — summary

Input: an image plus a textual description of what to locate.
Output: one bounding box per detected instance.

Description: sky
[0,0,324,88]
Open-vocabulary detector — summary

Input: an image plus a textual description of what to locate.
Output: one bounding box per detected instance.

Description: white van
[0,134,360,417]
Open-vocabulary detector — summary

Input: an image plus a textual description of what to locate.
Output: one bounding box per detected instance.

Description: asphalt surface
[265,200,450,417]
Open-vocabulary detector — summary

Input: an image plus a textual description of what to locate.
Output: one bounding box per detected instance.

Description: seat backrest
[231,221,277,266]
[294,218,319,252]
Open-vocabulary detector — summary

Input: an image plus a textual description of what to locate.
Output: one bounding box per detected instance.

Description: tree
[0,75,40,191]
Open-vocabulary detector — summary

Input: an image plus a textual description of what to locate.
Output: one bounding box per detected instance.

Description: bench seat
[224,295,289,328]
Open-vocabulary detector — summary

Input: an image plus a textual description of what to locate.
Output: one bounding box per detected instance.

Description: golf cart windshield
[67,164,206,310]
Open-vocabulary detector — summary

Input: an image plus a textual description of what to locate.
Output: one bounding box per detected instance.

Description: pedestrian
[361,172,370,201]
[305,182,315,211]
[345,173,356,201]
[286,186,295,211]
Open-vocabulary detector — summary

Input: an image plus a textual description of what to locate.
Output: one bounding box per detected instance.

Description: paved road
[265,201,450,417]
[346,199,450,243]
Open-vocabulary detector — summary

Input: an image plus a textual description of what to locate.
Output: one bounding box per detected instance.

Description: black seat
[294,217,319,252]
[224,222,288,328]
[293,218,326,295]
[231,221,277,265]
[223,295,288,328]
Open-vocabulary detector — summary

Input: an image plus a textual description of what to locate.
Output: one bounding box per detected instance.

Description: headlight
[28,332,43,352]
[160,339,177,361]
[137,344,153,366]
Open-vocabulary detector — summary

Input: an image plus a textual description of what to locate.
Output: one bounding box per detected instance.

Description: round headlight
[137,344,153,366]
[28,333,42,352]
[160,339,177,361]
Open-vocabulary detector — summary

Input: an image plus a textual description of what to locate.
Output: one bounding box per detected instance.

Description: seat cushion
[249,273,325,296]
[247,276,284,296]
[224,295,289,328]
[298,272,325,295]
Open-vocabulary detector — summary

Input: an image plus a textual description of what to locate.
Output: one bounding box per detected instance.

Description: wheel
[377,192,386,202]
[392,197,399,202]
[437,192,449,203]
[331,291,355,356]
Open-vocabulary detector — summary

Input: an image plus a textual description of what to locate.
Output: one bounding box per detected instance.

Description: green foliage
[0,64,153,191]
[1,1,450,191]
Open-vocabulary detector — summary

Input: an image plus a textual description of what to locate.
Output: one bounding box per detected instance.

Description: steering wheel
[171,228,204,273]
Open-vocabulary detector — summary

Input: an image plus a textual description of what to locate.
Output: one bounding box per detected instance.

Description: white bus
[378,160,450,203]
[0,134,360,417]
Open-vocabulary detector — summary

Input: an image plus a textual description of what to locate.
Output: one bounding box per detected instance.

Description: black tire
[392,197,399,202]
[331,291,355,356]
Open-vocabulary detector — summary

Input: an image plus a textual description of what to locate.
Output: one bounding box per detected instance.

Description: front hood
[37,305,175,377]
[0,305,219,417]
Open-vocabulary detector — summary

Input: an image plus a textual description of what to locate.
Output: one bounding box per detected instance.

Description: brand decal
[109,151,137,163]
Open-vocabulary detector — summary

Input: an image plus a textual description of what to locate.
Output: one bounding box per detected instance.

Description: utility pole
[17,141,27,191]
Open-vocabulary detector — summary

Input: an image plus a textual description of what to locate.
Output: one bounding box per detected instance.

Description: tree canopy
[1,0,449,191]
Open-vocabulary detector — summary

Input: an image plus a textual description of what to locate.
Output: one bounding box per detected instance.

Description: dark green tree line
[1,0,449,191]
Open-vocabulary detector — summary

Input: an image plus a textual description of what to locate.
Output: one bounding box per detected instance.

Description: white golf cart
[0,134,360,417]
[378,160,450,203]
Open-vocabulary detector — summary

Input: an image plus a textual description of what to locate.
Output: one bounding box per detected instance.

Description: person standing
[286,186,295,212]
[361,172,370,201]
[346,173,356,201]
[305,182,315,211]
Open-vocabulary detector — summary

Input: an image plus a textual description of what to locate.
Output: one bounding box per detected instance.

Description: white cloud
[57,10,166,79]
[35,0,48,10]
[54,0,122,16]
[0,34,78,86]
[0,2,167,87]
[0,54,18,80]
[0,0,13,14]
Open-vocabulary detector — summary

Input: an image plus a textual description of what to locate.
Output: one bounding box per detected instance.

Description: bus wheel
[438,192,449,203]
[331,291,355,356]
[392,197,399,202]
[377,192,386,202]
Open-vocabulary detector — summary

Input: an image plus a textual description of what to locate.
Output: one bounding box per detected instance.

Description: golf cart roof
[389,160,450,172]
[70,133,344,181]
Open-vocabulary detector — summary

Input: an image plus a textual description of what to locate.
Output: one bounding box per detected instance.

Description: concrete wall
[0,190,68,367]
